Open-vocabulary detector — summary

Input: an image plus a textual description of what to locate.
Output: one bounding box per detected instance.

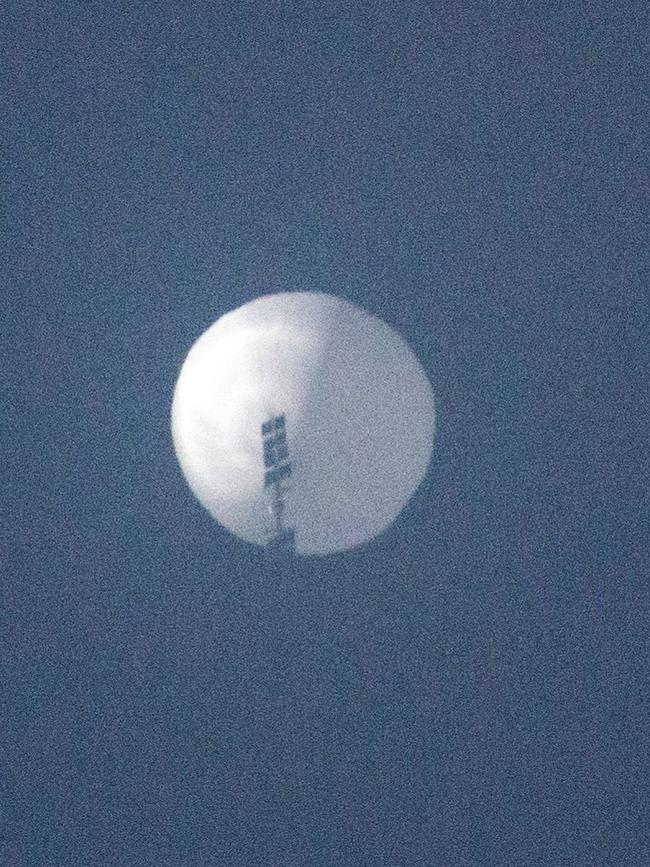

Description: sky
[2,1,648,864]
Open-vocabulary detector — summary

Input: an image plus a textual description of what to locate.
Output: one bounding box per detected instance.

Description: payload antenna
[261,414,295,554]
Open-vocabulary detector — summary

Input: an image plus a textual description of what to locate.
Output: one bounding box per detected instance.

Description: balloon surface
[171,292,435,555]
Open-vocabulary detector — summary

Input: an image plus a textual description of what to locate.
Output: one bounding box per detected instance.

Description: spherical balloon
[171,292,435,555]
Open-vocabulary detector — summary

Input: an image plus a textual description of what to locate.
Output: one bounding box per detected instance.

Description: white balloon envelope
[171,292,435,555]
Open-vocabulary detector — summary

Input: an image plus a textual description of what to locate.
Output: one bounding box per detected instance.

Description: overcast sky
[3,1,648,865]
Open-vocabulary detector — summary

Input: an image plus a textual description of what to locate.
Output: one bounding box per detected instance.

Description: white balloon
[171,292,435,555]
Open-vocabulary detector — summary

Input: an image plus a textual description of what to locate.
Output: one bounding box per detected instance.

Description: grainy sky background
[3,1,648,864]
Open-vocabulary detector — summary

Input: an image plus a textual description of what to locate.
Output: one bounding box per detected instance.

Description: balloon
[171,292,435,555]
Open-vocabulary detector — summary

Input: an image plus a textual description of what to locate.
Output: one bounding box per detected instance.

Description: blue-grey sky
[3,1,648,864]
